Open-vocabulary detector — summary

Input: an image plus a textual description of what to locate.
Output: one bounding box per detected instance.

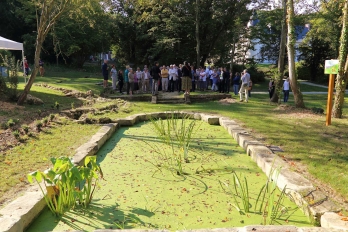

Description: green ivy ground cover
[27,120,311,231]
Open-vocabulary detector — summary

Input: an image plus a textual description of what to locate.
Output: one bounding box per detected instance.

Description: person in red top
[24,58,29,76]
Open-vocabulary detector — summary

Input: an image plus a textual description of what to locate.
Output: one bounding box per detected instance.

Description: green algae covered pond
[27,119,312,231]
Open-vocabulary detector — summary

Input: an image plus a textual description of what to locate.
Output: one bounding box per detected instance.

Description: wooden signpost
[324,60,339,126]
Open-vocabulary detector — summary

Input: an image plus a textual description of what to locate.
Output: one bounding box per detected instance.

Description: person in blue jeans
[232,72,241,95]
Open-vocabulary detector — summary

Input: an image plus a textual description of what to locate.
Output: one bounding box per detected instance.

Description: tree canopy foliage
[108,0,252,67]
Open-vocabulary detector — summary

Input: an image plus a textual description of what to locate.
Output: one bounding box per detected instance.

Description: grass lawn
[1,66,348,213]
[251,79,329,92]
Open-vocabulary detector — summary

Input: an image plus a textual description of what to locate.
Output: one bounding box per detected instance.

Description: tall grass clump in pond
[220,165,299,225]
[27,156,103,216]
[147,113,201,176]
[220,172,251,215]
[255,166,298,225]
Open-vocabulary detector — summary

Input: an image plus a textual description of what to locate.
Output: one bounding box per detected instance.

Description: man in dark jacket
[150,61,161,95]
[102,59,108,88]
[223,67,230,93]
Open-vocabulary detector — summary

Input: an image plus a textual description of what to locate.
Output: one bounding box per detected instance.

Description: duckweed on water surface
[27,120,311,231]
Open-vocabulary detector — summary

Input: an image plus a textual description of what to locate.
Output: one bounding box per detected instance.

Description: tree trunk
[332,0,348,118]
[271,0,287,103]
[17,28,44,105]
[17,0,72,105]
[287,0,305,108]
[195,0,200,68]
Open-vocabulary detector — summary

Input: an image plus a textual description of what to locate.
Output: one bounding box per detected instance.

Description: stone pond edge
[0,111,347,232]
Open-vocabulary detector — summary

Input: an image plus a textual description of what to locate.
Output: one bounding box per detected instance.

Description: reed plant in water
[149,113,199,176]
[255,166,298,225]
[219,172,251,215]
[220,165,299,225]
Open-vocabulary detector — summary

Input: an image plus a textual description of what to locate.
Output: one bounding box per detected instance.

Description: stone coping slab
[0,112,346,232]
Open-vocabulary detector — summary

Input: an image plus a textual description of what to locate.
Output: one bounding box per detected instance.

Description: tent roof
[0,36,23,51]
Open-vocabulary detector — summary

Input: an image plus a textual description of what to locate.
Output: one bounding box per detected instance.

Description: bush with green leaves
[49,114,55,121]
[6,119,16,128]
[0,122,8,130]
[22,124,30,134]
[35,120,43,131]
[42,117,49,126]
[12,130,20,140]
[0,54,19,101]
[27,156,103,216]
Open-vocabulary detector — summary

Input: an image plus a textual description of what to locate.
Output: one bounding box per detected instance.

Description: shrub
[55,101,60,110]
[0,54,19,101]
[230,61,266,83]
[42,117,49,126]
[49,114,55,121]
[7,119,16,128]
[0,122,8,130]
[295,61,311,80]
[13,130,20,139]
[35,120,43,131]
[22,124,30,134]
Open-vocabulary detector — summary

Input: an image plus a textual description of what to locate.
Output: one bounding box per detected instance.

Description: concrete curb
[0,112,346,231]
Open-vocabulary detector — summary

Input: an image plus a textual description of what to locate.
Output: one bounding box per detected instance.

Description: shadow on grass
[26,203,156,231]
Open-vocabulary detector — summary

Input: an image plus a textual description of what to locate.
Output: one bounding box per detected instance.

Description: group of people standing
[23,57,45,77]
[102,60,253,101]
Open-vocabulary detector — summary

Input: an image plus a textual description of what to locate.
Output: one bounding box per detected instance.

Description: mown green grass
[251,80,329,92]
[0,120,100,204]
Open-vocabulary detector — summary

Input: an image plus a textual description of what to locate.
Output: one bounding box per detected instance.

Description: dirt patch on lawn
[0,101,24,122]
[218,98,237,105]
[273,104,322,119]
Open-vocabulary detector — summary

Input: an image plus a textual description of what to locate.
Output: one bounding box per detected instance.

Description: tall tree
[17,0,81,105]
[271,0,287,103]
[195,0,200,67]
[332,0,348,118]
[110,0,251,67]
[50,0,113,67]
[287,0,305,108]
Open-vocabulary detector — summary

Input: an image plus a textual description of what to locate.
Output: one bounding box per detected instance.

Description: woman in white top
[200,69,206,91]
[110,65,117,90]
[283,77,290,102]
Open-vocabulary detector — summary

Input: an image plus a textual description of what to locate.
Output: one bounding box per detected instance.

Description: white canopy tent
[0,36,26,82]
